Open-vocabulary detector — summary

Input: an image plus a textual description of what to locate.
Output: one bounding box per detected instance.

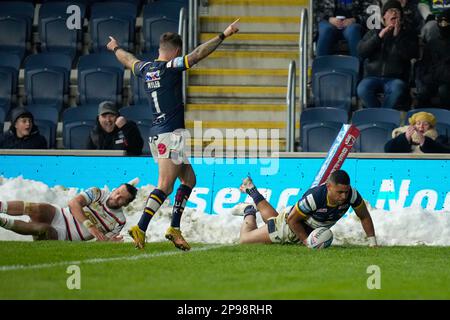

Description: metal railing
[286,60,296,152]
[179,7,188,105]
[188,0,199,52]
[299,8,309,110]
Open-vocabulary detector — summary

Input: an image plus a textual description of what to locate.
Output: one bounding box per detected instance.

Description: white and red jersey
[54,187,126,241]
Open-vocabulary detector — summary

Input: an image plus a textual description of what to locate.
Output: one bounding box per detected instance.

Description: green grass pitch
[0,241,449,299]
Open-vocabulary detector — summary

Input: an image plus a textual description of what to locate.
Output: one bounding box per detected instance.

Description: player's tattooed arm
[187,18,240,67]
[107,36,140,70]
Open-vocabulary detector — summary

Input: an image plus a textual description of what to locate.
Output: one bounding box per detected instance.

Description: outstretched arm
[354,201,377,247]
[287,207,310,246]
[106,36,140,70]
[68,195,108,241]
[186,18,240,67]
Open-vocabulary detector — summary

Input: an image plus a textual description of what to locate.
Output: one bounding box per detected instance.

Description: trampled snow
[1,176,449,246]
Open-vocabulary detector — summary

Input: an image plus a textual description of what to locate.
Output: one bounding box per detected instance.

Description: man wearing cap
[0,108,47,149]
[385,111,450,152]
[417,9,450,109]
[0,181,139,241]
[86,101,143,155]
[357,0,419,109]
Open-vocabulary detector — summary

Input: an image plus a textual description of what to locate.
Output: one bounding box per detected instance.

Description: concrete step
[195,50,299,69]
[185,120,300,130]
[204,0,308,17]
[200,15,301,33]
[188,68,299,86]
[186,109,289,122]
[186,137,286,151]
[201,32,298,46]
[187,85,291,99]
[187,103,289,112]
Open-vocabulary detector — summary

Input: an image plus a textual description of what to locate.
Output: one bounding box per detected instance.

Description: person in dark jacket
[416,9,450,109]
[0,108,47,149]
[86,101,144,155]
[385,111,450,153]
[313,0,372,57]
[357,0,419,108]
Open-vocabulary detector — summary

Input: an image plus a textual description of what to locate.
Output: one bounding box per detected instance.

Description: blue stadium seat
[28,105,59,148]
[300,107,349,152]
[0,108,5,133]
[143,2,182,54]
[90,2,137,52]
[312,55,360,111]
[352,108,401,153]
[407,108,450,138]
[119,105,153,121]
[77,53,124,105]
[130,73,148,105]
[0,2,35,60]
[0,53,21,113]
[39,2,87,60]
[24,53,72,110]
[63,104,99,123]
[63,121,95,149]
[135,122,151,154]
[63,106,98,149]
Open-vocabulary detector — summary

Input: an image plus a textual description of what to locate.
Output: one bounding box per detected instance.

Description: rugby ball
[306,227,333,249]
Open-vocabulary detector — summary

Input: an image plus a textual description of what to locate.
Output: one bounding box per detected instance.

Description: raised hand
[223,18,240,37]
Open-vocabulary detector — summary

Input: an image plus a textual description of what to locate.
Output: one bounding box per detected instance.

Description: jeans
[357,77,407,109]
[317,20,362,57]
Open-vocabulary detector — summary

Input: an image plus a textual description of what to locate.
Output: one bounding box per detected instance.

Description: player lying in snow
[0,181,138,241]
[233,170,378,247]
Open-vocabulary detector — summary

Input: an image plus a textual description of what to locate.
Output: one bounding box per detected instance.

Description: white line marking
[0,244,231,272]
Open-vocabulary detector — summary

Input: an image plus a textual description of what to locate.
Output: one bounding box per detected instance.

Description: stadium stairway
[186,0,308,153]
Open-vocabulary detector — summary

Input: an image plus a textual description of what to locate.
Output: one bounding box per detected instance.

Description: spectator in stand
[385,111,450,153]
[416,9,450,109]
[357,0,419,108]
[0,108,47,149]
[418,0,450,42]
[398,0,423,34]
[314,0,373,57]
[86,101,144,155]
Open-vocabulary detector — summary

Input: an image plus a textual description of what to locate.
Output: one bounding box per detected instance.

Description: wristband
[218,33,226,41]
[368,236,377,247]
[83,220,94,229]
[113,46,122,53]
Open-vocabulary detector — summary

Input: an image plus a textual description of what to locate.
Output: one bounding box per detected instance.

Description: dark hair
[328,170,351,186]
[122,183,138,202]
[160,32,182,51]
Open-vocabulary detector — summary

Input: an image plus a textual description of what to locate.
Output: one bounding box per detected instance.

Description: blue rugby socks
[171,184,192,229]
[138,189,167,232]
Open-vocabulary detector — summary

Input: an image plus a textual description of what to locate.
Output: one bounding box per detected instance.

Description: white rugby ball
[306,227,333,249]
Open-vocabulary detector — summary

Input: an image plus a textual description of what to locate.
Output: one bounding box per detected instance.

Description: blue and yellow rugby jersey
[132,56,190,135]
[293,184,364,229]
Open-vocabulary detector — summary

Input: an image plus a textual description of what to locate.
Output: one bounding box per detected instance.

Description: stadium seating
[0,108,5,133]
[0,52,21,114]
[0,1,35,60]
[39,1,87,60]
[312,55,360,111]
[24,53,72,110]
[407,108,450,138]
[119,105,152,121]
[32,106,59,148]
[62,105,98,149]
[90,2,137,52]
[352,108,401,153]
[142,1,183,55]
[300,107,349,152]
[130,72,149,105]
[77,53,124,105]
